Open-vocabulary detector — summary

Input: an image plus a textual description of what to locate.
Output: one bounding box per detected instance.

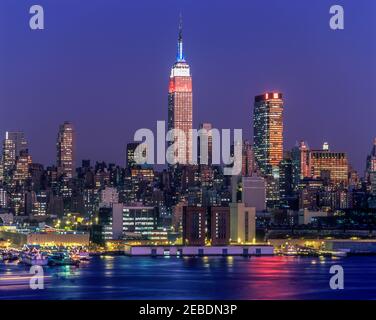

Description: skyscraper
[198,123,213,165]
[253,93,284,207]
[310,143,349,187]
[253,93,284,175]
[57,121,75,180]
[2,136,16,183]
[126,142,140,168]
[291,141,310,190]
[5,132,28,157]
[168,15,193,165]
[366,138,376,174]
[366,138,376,196]
[2,131,28,183]
[242,140,255,176]
[279,153,294,201]
[13,149,32,183]
[126,142,148,168]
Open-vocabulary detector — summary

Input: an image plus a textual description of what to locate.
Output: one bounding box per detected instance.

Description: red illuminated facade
[168,17,193,165]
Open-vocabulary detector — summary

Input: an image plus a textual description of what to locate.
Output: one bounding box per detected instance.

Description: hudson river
[1,256,375,299]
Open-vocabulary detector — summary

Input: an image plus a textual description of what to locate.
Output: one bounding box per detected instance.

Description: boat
[71,248,90,261]
[48,252,80,266]
[21,252,48,266]
[281,245,298,256]
[0,250,20,262]
[331,250,347,257]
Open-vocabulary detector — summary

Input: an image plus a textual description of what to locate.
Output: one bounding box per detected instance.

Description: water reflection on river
[0,255,375,300]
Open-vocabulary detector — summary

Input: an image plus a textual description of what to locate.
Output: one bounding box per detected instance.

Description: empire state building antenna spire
[177,13,184,62]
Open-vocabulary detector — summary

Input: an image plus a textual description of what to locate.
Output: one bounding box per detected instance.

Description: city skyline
[0,0,375,173]
[1,1,376,303]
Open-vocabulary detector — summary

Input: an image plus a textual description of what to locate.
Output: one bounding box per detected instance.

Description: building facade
[182,206,205,246]
[230,203,256,244]
[366,138,376,196]
[57,121,75,180]
[253,93,284,175]
[207,206,230,246]
[168,17,193,165]
[253,93,284,207]
[310,145,348,187]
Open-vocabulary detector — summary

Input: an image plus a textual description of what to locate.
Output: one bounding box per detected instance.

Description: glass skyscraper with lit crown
[253,93,284,207]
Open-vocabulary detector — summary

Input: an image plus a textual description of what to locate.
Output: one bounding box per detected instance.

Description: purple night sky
[0,0,375,173]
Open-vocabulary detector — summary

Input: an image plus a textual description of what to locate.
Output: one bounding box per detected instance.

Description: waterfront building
[0,228,89,247]
[207,207,230,245]
[182,206,206,245]
[168,16,193,165]
[172,200,186,232]
[56,121,75,180]
[182,206,231,246]
[124,244,273,256]
[95,203,124,243]
[122,205,159,236]
[92,200,161,244]
[229,203,256,244]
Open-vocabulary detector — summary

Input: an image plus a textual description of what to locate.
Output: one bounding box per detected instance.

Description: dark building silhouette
[183,206,205,245]
[207,206,230,245]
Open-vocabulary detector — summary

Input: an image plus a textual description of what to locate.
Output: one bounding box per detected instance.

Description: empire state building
[168,16,193,165]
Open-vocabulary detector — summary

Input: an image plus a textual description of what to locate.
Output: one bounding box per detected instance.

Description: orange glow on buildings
[253,92,284,174]
[310,149,349,187]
